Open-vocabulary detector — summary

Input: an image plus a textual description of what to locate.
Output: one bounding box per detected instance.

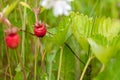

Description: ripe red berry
[34,23,47,37]
[5,33,20,49]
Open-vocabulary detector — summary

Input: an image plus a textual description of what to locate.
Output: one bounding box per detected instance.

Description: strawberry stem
[33,8,40,24]
[57,47,63,80]
[0,13,12,28]
[20,29,35,36]
[39,38,45,72]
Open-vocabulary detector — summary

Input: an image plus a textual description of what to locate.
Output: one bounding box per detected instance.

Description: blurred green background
[0,0,120,80]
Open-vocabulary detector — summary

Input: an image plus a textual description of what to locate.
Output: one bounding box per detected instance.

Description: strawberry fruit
[34,23,47,37]
[5,33,20,49]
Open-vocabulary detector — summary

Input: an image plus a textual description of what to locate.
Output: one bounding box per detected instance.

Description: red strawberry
[34,23,47,37]
[5,33,20,49]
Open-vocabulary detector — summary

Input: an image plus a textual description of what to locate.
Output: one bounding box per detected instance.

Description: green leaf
[69,13,120,64]
[19,1,32,10]
[94,51,120,80]
[90,34,108,46]
[2,0,19,17]
[88,34,120,64]
[110,35,120,48]
[88,35,114,64]
[93,18,120,40]
[70,13,93,52]
[51,17,71,46]
[91,18,120,64]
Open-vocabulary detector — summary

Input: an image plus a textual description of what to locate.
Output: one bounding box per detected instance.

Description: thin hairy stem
[65,42,85,65]
[57,47,63,80]
[79,56,93,80]
[20,29,35,36]
[21,0,27,64]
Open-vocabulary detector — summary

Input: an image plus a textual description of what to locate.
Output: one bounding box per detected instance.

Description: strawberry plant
[0,0,120,80]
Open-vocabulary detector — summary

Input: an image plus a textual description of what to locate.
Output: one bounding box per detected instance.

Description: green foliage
[69,12,120,64]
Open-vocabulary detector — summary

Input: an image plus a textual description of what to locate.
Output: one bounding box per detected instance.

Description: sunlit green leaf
[110,35,120,48]
[88,34,120,64]
[70,13,93,52]
[88,35,114,64]
[20,1,32,10]
[69,13,120,64]
[93,18,120,40]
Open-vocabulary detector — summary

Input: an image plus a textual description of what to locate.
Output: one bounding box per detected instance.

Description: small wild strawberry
[34,22,47,37]
[5,27,20,49]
